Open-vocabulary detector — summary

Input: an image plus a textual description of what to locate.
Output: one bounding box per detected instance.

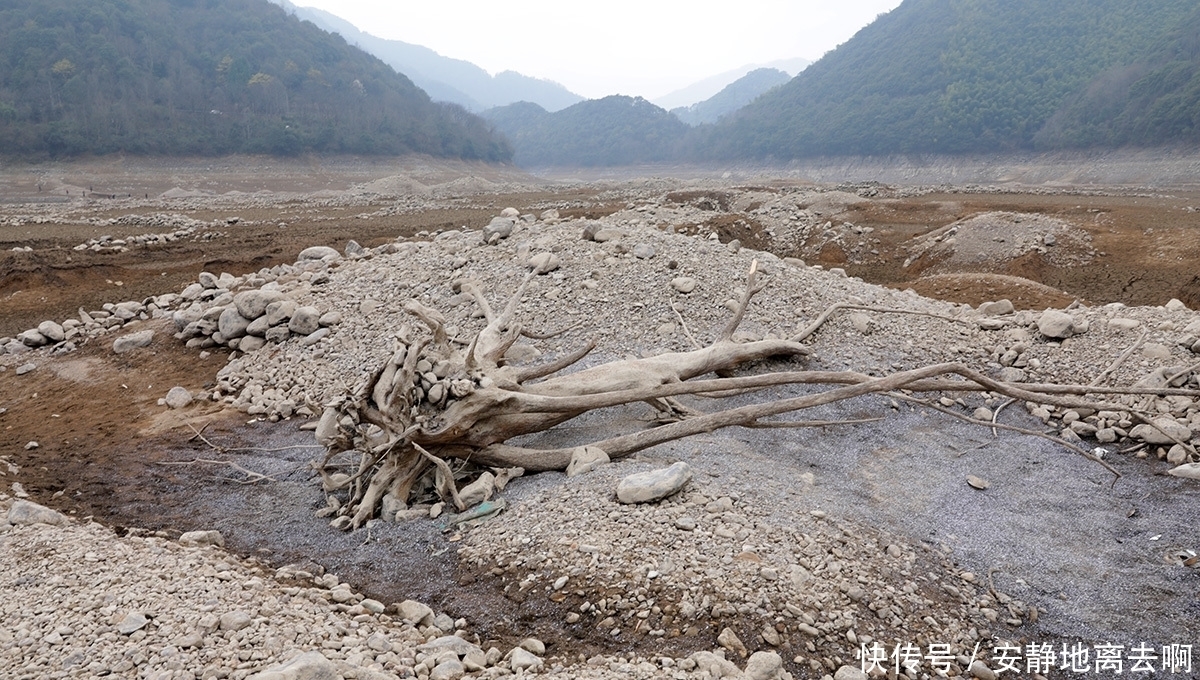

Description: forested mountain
[671,68,791,126]
[709,0,1200,159]
[0,0,511,160]
[483,96,688,167]
[280,3,583,113]
[1034,5,1200,148]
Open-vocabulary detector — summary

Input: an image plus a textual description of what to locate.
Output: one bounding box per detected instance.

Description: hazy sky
[294,0,905,99]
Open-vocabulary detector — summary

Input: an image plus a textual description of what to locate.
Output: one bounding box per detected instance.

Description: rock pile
[0,296,181,357]
[1,497,798,680]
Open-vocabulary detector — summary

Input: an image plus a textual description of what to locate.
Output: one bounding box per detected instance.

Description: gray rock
[969,660,998,680]
[671,277,697,293]
[744,651,784,680]
[247,650,337,680]
[239,336,266,353]
[834,666,868,680]
[164,386,193,409]
[508,648,542,672]
[112,301,143,320]
[998,367,1026,382]
[112,329,154,354]
[566,446,610,477]
[15,363,35,376]
[117,612,149,635]
[458,472,495,508]
[1142,343,1172,360]
[1037,310,1076,339]
[978,299,1015,316]
[528,252,561,274]
[1130,417,1192,444]
[265,326,291,344]
[288,306,321,335]
[301,328,330,346]
[179,530,224,547]
[417,635,483,658]
[690,652,740,678]
[17,329,48,347]
[198,271,219,289]
[4,340,30,355]
[518,637,545,655]
[482,217,514,242]
[265,299,298,326]
[245,314,273,337]
[617,462,694,504]
[297,246,340,261]
[318,311,343,327]
[717,627,748,657]
[345,240,366,257]
[219,610,252,631]
[218,307,252,340]
[37,320,65,342]
[632,243,657,259]
[181,282,205,300]
[234,289,286,320]
[7,499,68,526]
[430,659,464,680]
[540,209,560,221]
[398,599,434,626]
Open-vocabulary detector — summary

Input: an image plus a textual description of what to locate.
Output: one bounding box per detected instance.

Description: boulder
[288,306,321,335]
[566,446,610,477]
[179,530,225,547]
[265,300,298,326]
[234,290,286,320]
[1037,310,1077,339]
[344,240,366,257]
[113,329,154,354]
[397,599,434,626]
[164,386,193,409]
[978,299,1014,316]
[239,336,266,353]
[247,651,337,680]
[218,307,252,339]
[482,217,514,243]
[1129,417,1192,444]
[37,320,65,343]
[17,329,48,347]
[528,252,561,274]
[297,246,340,261]
[7,499,68,526]
[744,651,785,680]
[616,462,693,504]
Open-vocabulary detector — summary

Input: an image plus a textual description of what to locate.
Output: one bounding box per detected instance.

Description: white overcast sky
[294,0,905,99]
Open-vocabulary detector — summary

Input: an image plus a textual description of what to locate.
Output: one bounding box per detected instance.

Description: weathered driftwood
[313,261,1199,528]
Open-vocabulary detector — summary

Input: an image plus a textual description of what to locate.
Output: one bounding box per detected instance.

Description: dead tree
[314,261,1195,528]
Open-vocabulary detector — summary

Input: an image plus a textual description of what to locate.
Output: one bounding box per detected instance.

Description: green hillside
[0,0,511,160]
[484,96,688,167]
[671,68,791,126]
[1035,6,1200,148]
[711,0,1199,159]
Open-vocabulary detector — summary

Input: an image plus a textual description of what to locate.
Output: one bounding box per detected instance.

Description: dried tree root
[312,262,1185,526]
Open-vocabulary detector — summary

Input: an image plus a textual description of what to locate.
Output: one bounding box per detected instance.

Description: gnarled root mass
[311,261,1195,529]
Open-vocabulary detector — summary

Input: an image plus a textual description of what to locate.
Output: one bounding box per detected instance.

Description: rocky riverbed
[1,160,1199,679]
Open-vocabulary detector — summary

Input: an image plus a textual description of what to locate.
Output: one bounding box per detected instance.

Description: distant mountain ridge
[277,2,583,112]
[671,68,792,126]
[653,58,810,110]
[482,96,688,167]
[0,0,510,160]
